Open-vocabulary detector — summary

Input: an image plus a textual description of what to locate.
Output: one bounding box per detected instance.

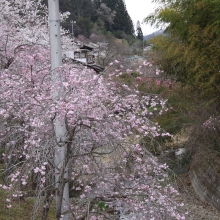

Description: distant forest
[41,0,137,43]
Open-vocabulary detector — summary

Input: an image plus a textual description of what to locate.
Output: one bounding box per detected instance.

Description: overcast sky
[124,0,158,35]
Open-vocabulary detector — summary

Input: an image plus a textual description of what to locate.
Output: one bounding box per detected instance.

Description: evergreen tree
[101,0,135,37]
[41,0,95,18]
[136,20,143,40]
[41,0,135,40]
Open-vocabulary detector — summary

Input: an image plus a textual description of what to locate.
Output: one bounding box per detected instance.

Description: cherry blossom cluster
[0,0,185,219]
[67,144,186,219]
[203,116,220,130]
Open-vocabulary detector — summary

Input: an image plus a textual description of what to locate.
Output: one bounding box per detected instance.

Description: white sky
[124,0,158,35]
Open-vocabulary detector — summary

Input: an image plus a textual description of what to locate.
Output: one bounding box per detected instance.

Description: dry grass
[0,164,56,220]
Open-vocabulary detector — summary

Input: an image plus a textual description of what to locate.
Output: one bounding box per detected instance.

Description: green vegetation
[155,84,195,135]
[145,0,220,104]
[0,165,56,219]
[41,0,136,41]
[0,190,56,220]
[141,1,220,168]
[136,21,143,41]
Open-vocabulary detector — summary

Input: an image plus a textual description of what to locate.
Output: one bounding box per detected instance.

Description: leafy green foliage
[98,201,106,211]
[145,0,220,104]
[154,84,196,135]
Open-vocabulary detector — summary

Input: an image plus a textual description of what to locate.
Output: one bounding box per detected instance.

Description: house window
[74,52,80,58]
[81,52,86,58]
[87,55,94,63]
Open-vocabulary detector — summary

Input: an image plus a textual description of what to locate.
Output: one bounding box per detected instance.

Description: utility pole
[70,20,76,39]
[48,1,70,219]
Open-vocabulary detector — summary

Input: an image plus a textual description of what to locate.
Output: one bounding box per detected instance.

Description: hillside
[41,0,135,41]
[144,30,164,41]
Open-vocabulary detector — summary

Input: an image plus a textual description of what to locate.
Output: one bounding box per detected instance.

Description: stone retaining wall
[190,151,220,211]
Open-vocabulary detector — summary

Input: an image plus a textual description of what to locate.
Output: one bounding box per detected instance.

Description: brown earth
[176,173,220,220]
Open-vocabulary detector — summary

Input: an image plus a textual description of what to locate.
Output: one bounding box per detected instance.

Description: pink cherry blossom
[0,1,185,219]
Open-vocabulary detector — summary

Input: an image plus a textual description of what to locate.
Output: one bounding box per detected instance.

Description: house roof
[87,63,104,73]
[80,44,94,51]
[65,58,104,73]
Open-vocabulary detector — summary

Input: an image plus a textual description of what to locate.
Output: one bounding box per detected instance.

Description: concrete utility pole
[48,1,70,219]
[70,20,76,39]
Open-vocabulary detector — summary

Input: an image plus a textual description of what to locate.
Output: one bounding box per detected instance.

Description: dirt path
[176,173,220,220]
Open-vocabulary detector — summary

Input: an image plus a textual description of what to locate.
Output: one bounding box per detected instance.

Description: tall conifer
[136,20,143,40]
